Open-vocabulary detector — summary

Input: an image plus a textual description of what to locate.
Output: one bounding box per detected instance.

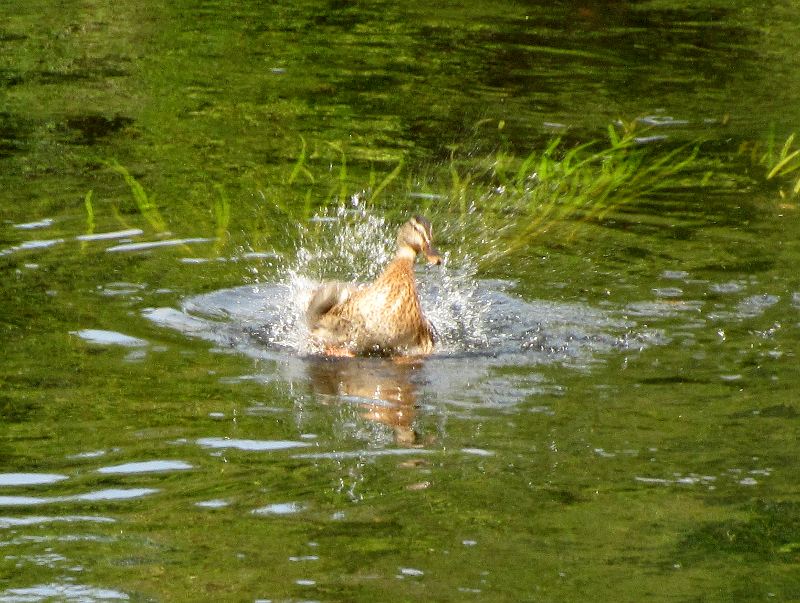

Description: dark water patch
[0,69,23,88]
[0,31,28,43]
[33,70,93,85]
[637,375,710,386]
[32,56,130,86]
[0,394,37,423]
[730,404,799,420]
[678,500,800,563]
[701,259,777,274]
[64,114,135,145]
[0,112,31,158]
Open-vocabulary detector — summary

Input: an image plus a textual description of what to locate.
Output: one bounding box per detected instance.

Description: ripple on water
[97,460,192,474]
[399,567,424,577]
[0,488,158,507]
[652,287,683,298]
[709,281,746,294]
[252,502,304,515]
[735,294,780,318]
[0,516,116,529]
[623,300,702,319]
[67,450,108,460]
[97,281,147,297]
[0,473,68,487]
[0,238,65,257]
[0,583,130,601]
[195,499,229,509]
[70,329,148,348]
[660,270,689,280]
[196,437,311,451]
[293,448,434,460]
[105,237,213,253]
[75,228,143,241]
[12,218,55,230]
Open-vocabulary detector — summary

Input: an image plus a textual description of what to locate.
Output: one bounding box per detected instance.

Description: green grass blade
[767,149,800,180]
[370,159,404,206]
[83,189,95,236]
[212,184,231,254]
[106,160,167,232]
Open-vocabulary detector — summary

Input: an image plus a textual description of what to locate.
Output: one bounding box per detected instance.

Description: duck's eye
[411,221,430,242]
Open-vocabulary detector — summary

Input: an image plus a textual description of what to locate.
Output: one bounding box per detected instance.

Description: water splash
[246,206,489,355]
[146,207,642,366]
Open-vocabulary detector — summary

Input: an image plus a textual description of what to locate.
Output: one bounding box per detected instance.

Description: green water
[2,1,800,601]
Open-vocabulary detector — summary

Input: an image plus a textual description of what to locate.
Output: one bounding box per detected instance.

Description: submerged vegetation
[95,120,798,266]
[742,129,800,198]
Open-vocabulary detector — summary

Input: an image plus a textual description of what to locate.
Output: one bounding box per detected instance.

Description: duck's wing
[306,281,359,327]
[408,317,437,355]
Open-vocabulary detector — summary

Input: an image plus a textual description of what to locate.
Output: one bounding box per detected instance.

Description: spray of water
[147,205,641,367]
[259,205,490,356]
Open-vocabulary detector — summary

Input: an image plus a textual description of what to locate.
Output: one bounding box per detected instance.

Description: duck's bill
[425,245,442,265]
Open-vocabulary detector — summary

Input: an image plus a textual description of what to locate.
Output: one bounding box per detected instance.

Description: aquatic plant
[761,132,800,197]
[83,190,95,236]
[80,189,95,252]
[106,160,167,232]
[94,120,799,267]
[739,128,800,198]
[411,120,703,261]
[212,184,231,255]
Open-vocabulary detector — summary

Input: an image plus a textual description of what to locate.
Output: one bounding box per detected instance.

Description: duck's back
[314,258,434,354]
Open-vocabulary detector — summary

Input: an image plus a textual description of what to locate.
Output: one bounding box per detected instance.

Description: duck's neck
[376,247,417,286]
[394,245,417,263]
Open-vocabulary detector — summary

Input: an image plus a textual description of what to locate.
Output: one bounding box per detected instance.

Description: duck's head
[396,215,442,265]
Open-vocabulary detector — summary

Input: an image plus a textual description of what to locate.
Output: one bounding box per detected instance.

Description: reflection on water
[70,329,149,348]
[304,355,424,446]
[3,0,800,598]
[96,460,192,474]
[196,437,310,451]
[0,517,116,529]
[252,502,305,516]
[0,583,130,602]
[140,211,673,450]
[0,474,68,487]
[0,488,159,507]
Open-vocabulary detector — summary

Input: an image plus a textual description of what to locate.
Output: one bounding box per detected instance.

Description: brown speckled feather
[306,216,440,356]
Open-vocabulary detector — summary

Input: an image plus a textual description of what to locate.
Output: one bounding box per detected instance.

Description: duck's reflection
[304,355,427,446]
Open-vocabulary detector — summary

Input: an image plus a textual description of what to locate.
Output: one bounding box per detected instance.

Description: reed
[105,160,167,232]
[742,128,800,198]
[81,189,94,252]
[95,121,797,265]
[423,120,703,260]
[764,133,800,197]
[213,184,231,255]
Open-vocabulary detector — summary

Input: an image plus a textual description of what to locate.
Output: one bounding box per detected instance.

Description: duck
[306,215,442,357]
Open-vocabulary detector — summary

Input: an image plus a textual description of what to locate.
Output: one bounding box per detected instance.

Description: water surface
[2,1,799,601]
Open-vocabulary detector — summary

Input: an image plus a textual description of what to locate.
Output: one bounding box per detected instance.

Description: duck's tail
[305,281,357,327]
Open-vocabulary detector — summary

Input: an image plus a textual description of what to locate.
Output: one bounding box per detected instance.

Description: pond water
[2,1,800,601]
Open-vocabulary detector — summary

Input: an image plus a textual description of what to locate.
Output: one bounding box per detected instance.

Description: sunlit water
[140,210,664,426]
[2,2,800,601]
[5,182,798,602]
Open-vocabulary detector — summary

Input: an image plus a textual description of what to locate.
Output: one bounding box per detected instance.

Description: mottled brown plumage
[306,216,442,356]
